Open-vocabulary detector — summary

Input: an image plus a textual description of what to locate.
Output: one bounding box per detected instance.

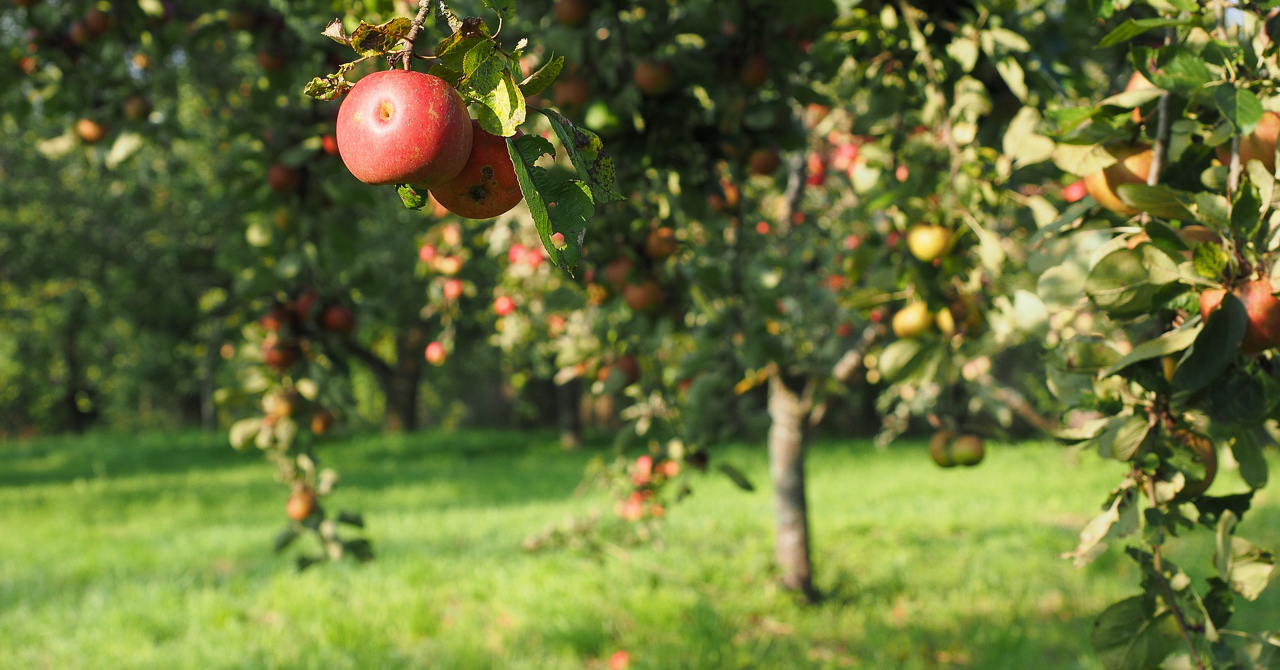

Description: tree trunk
[767,373,817,601]
[556,377,583,448]
[380,370,420,432]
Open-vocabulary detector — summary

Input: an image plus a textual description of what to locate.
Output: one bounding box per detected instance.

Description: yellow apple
[892,302,933,339]
[906,224,953,262]
[1084,145,1152,217]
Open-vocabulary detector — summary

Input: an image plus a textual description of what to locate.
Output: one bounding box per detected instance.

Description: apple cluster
[258,290,356,374]
[615,454,681,522]
[334,70,525,220]
[927,431,985,468]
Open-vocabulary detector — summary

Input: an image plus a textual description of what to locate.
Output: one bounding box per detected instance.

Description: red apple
[320,305,355,334]
[262,337,298,372]
[1217,111,1280,174]
[425,341,447,365]
[123,95,152,122]
[494,295,516,316]
[1084,145,1153,216]
[259,306,291,332]
[419,244,438,263]
[1062,180,1087,203]
[310,409,335,435]
[256,49,286,71]
[321,134,339,156]
[291,291,319,321]
[644,227,677,259]
[1200,279,1280,354]
[267,163,300,193]
[552,75,591,110]
[614,355,640,385]
[603,256,634,288]
[336,70,473,186]
[738,54,770,89]
[442,278,464,302]
[429,121,524,219]
[633,60,675,96]
[624,280,665,312]
[748,147,781,176]
[84,8,111,36]
[76,119,106,144]
[554,0,594,27]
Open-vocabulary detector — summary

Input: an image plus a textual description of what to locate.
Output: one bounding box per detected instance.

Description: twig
[402,0,433,70]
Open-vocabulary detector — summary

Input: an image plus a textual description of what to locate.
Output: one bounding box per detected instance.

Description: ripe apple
[929,430,955,468]
[494,295,516,316]
[935,307,956,336]
[633,60,676,96]
[75,119,106,144]
[739,54,770,89]
[85,8,111,36]
[429,121,524,219]
[1199,279,1280,354]
[1084,145,1153,216]
[552,75,591,110]
[644,227,677,259]
[440,222,463,247]
[267,163,300,193]
[68,21,90,47]
[256,49,286,71]
[123,95,152,122]
[748,147,782,176]
[892,302,932,338]
[321,134,339,156]
[311,409,335,435]
[614,355,641,385]
[419,244,438,263]
[1062,180,1087,203]
[950,434,985,466]
[18,56,38,75]
[262,337,298,372]
[554,0,594,27]
[320,305,355,334]
[632,455,654,485]
[442,278,464,302]
[226,8,258,31]
[1217,110,1280,173]
[803,103,830,130]
[624,280,665,312]
[436,255,463,275]
[291,291,319,321]
[609,650,631,670]
[905,224,953,262]
[424,341,447,365]
[286,487,317,522]
[1124,71,1154,124]
[603,256,634,288]
[336,70,473,186]
[259,305,291,332]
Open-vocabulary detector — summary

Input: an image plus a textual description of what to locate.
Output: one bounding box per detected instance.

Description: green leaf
[507,135,592,272]
[397,184,428,210]
[1002,106,1055,167]
[995,56,1027,102]
[1098,17,1193,48]
[1234,181,1263,240]
[1205,367,1275,425]
[336,511,365,528]
[273,527,300,553]
[1195,192,1231,229]
[1202,577,1234,629]
[462,46,505,100]
[1232,430,1269,490]
[878,338,925,381]
[1115,184,1194,219]
[520,55,564,98]
[1173,292,1246,392]
[463,39,496,78]
[1096,414,1151,462]
[1052,142,1117,177]
[1086,246,1182,319]
[1148,47,1215,94]
[717,463,756,492]
[435,34,488,71]
[1099,321,1200,378]
[476,71,526,137]
[349,18,413,58]
[1092,596,1183,670]
[541,108,625,204]
[1229,536,1275,601]
[1215,83,1264,135]
[481,0,516,18]
[1193,243,1229,280]
[1053,334,1122,373]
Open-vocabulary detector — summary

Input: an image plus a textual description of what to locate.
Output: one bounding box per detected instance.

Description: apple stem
[402,0,433,71]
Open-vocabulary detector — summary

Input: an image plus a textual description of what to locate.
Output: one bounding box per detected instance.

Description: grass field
[0,430,1277,670]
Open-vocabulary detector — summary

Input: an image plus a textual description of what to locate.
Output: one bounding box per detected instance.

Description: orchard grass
[0,431,1276,670]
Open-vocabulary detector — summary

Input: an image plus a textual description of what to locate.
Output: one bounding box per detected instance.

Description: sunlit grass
[0,430,1276,669]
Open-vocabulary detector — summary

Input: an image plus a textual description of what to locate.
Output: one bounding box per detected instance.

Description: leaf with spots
[349,18,413,58]
[302,62,357,101]
[507,134,592,273]
[540,108,625,203]
[397,184,428,210]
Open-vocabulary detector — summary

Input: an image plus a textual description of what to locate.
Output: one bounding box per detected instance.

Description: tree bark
[556,377,583,448]
[380,370,420,432]
[343,327,425,432]
[767,373,817,601]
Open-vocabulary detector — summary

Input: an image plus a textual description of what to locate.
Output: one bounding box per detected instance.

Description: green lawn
[0,430,1276,670]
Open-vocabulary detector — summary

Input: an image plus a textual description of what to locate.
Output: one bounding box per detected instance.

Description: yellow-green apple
[892,302,932,338]
[336,70,473,186]
[1084,144,1152,216]
[905,223,953,262]
[951,434,985,466]
[929,430,955,467]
